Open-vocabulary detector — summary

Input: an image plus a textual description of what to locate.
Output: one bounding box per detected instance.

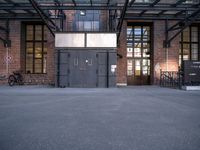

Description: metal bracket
[164,8,200,48]
[117,0,130,44]
[29,0,66,37]
[0,20,11,47]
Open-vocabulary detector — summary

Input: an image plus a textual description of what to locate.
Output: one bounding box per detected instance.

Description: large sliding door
[127,24,152,85]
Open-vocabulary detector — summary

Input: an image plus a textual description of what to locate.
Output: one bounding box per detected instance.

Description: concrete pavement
[0,86,200,150]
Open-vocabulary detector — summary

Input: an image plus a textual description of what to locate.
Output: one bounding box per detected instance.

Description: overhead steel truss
[0,0,200,47]
[0,19,11,47]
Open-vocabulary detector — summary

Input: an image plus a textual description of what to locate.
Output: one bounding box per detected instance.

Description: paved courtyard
[0,86,200,150]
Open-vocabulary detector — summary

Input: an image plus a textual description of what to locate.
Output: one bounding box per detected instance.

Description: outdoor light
[80,10,86,16]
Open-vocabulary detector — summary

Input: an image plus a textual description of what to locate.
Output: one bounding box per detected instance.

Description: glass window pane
[78,21,84,31]
[35,59,42,73]
[26,42,33,54]
[35,25,42,40]
[191,44,198,60]
[127,26,133,47]
[135,59,141,76]
[26,25,33,40]
[43,54,47,73]
[84,21,92,31]
[134,26,142,41]
[143,43,150,57]
[183,44,190,60]
[183,28,190,42]
[143,26,150,41]
[191,27,198,42]
[134,43,142,57]
[127,60,133,76]
[142,59,150,75]
[127,48,133,57]
[93,21,99,31]
[35,42,42,59]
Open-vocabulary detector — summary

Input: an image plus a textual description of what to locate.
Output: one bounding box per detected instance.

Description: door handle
[74,58,78,66]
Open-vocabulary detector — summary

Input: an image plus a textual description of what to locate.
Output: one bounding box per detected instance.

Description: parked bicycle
[8,70,24,86]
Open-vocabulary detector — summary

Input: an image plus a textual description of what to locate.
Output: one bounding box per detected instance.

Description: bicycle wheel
[8,75,16,86]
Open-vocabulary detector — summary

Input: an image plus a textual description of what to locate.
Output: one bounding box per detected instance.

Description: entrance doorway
[69,51,97,87]
[127,24,152,85]
[57,49,117,88]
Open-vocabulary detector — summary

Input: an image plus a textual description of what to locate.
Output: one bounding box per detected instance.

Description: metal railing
[160,69,183,89]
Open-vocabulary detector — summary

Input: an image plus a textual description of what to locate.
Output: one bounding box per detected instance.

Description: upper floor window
[25,24,47,74]
[75,10,100,31]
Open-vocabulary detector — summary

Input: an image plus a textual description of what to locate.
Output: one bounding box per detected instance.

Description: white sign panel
[87,33,117,48]
[55,33,85,47]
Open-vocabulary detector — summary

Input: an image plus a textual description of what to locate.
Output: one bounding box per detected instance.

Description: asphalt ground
[0,86,200,150]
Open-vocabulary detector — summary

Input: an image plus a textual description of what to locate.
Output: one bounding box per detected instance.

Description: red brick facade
[0,20,55,85]
[116,20,180,85]
[0,17,182,86]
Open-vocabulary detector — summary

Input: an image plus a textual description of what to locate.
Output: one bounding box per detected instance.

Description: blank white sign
[87,33,117,48]
[55,33,85,47]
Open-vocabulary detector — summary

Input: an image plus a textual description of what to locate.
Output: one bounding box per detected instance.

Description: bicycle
[8,70,24,86]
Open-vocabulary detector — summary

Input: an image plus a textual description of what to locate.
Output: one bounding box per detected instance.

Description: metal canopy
[0,0,199,20]
[0,0,200,47]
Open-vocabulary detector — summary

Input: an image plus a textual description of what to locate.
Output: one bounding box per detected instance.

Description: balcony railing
[160,69,183,89]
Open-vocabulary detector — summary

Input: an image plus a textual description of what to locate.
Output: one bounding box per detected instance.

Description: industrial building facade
[0,0,200,87]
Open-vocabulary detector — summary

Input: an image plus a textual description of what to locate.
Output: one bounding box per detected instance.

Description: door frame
[126,22,154,85]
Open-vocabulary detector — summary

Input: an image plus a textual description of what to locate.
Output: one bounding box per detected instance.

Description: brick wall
[0,16,181,86]
[0,20,55,85]
[153,20,179,84]
[117,20,180,85]
[117,21,127,85]
[0,21,21,84]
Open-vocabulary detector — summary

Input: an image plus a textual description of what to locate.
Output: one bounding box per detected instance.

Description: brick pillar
[117,21,127,86]
[153,20,180,84]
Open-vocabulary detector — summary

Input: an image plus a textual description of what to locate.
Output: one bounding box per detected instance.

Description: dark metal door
[69,51,97,87]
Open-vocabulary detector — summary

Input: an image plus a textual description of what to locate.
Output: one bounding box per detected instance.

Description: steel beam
[171,0,186,7]
[157,10,167,16]
[72,0,76,6]
[129,0,135,6]
[107,0,110,6]
[29,0,56,37]
[150,0,161,7]
[139,10,147,16]
[0,4,199,11]
[164,8,200,48]
[4,0,34,15]
[117,0,130,43]
[0,20,11,47]
[3,9,16,14]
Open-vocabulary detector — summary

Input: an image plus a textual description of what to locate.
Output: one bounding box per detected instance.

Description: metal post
[6,45,9,77]
[6,19,10,77]
[106,51,109,88]
[57,50,60,87]
[165,19,169,71]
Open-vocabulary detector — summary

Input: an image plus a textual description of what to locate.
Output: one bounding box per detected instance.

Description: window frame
[179,25,200,67]
[75,10,100,31]
[25,23,47,74]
